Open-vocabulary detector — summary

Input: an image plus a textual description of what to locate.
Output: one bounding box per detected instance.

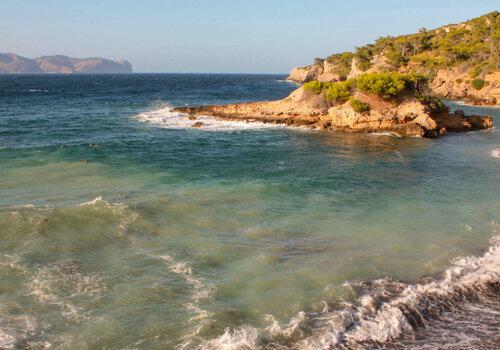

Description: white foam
[27,260,106,321]
[491,149,500,158]
[0,314,39,349]
[369,132,402,137]
[132,247,215,349]
[202,234,500,349]
[135,105,290,131]
[77,196,138,236]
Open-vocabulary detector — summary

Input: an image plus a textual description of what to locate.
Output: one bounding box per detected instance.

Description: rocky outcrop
[288,59,500,106]
[288,61,343,83]
[430,69,500,105]
[175,87,493,138]
[288,64,324,83]
[0,53,132,74]
[286,11,500,105]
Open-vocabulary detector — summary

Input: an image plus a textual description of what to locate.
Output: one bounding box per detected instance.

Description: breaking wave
[135,105,290,131]
[202,234,500,349]
[369,132,403,137]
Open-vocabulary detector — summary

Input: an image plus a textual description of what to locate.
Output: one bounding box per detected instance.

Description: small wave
[491,149,500,158]
[369,132,402,137]
[0,204,37,211]
[133,247,215,349]
[135,106,289,132]
[25,89,51,93]
[77,196,138,236]
[202,234,500,349]
[275,79,299,85]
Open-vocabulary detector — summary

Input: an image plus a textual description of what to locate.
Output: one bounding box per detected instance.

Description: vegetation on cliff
[304,72,428,107]
[471,78,486,90]
[349,97,370,113]
[314,11,499,80]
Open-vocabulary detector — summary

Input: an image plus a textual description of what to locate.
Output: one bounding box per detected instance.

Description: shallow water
[0,74,498,349]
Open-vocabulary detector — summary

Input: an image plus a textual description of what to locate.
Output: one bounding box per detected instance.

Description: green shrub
[349,98,370,113]
[310,12,499,81]
[303,81,330,94]
[314,58,325,65]
[304,80,354,102]
[471,78,486,90]
[325,80,354,102]
[355,73,408,99]
[326,52,354,79]
[384,47,409,67]
[354,46,373,71]
[469,64,484,78]
[417,94,447,112]
[408,53,447,70]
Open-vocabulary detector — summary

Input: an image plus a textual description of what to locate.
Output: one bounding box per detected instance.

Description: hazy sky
[1,0,498,73]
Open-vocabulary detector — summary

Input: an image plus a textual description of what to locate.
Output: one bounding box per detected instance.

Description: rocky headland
[174,12,496,137]
[175,73,493,138]
[0,53,132,74]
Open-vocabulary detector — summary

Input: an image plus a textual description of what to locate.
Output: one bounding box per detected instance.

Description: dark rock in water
[192,122,204,128]
[466,115,493,129]
[187,115,197,120]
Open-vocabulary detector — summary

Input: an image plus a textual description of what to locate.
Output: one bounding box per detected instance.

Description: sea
[0,74,498,349]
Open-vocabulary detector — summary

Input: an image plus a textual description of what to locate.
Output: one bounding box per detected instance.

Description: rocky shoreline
[174,83,493,138]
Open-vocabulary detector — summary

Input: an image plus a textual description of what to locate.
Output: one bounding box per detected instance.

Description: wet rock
[466,115,493,129]
[191,122,204,128]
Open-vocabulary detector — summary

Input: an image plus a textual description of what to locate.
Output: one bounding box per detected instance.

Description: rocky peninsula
[174,12,497,137]
[175,73,493,138]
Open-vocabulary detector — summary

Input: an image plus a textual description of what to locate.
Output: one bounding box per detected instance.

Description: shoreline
[174,79,494,138]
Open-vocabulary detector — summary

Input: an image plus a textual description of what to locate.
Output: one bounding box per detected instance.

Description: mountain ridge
[0,53,133,74]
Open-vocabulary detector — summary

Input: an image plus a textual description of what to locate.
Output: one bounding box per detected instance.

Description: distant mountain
[0,53,133,74]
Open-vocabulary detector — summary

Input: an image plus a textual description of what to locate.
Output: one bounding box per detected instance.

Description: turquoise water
[0,75,499,349]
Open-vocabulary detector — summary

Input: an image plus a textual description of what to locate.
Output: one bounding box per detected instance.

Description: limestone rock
[174,87,493,138]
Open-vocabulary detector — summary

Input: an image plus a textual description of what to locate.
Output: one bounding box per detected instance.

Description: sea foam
[135,105,290,131]
[201,234,500,349]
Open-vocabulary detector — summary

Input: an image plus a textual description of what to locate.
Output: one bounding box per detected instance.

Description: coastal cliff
[175,73,493,138]
[288,12,500,105]
[0,53,132,74]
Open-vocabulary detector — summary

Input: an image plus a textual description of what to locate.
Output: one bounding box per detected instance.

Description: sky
[0,0,498,73]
